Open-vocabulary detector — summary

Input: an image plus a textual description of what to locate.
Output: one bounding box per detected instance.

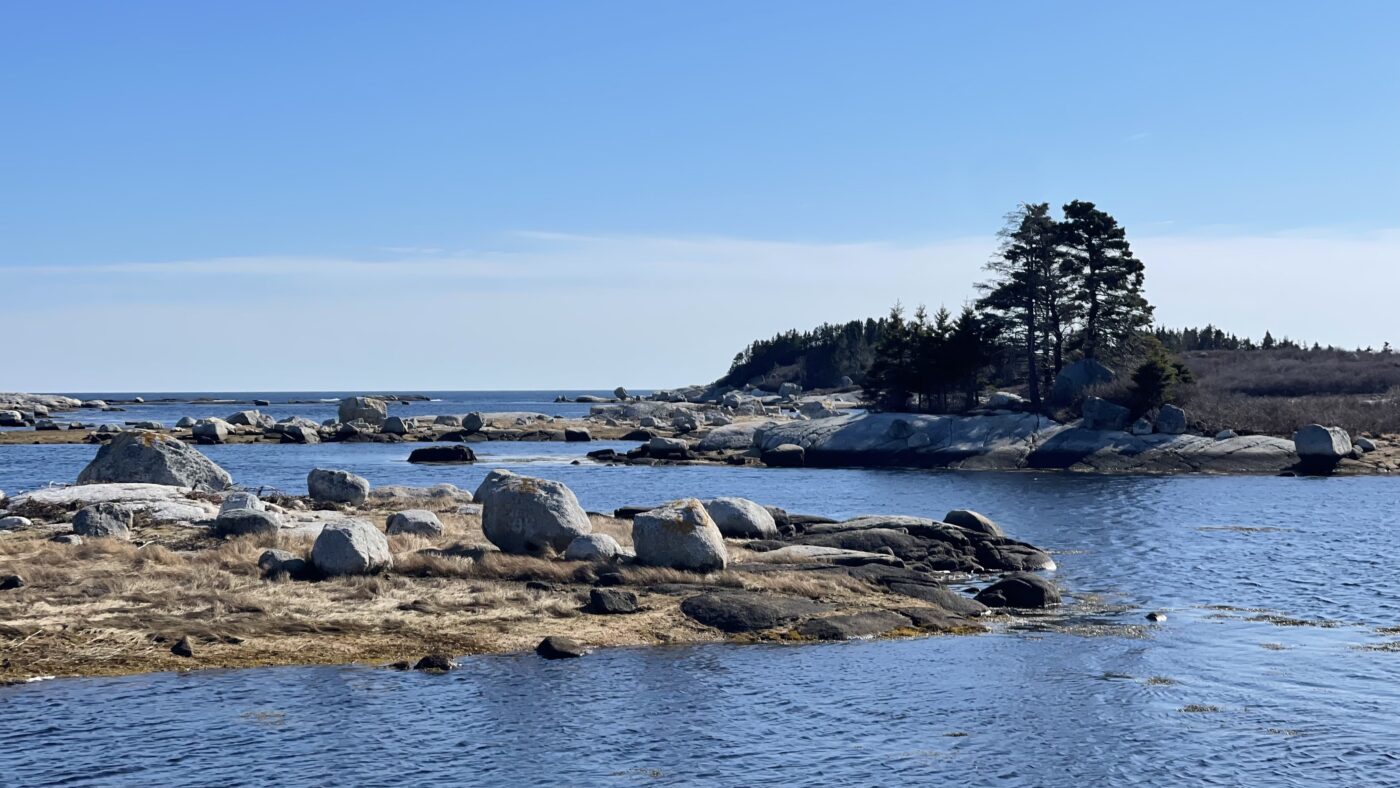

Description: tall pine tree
[977,203,1063,408]
[1058,200,1153,360]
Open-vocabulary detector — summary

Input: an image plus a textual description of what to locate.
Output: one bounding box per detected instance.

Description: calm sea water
[1,394,1398,786]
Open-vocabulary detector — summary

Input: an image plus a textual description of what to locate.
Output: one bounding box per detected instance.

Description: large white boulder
[703,497,778,539]
[564,533,628,562]
[480,473,592,554]
[338,397,388,427]
[77,431,233,491]
[307,468,370,505]
[311,519,393,575]
[633,499,728,572]
[1293,424,1352,463]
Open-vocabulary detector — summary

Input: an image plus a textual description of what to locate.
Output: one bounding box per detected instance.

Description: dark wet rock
[974,572,1061,608]
[761,443,805,467]
[170,636,195,658]
[943,509,1005,538]
[307,468,370,505]
[798,518,1053,574]
[214,508,282,538]
[793,611,912,641]
[587,588,639,614]
[613,505,655,519]
[884,582,989,617]
[897,606,966,630]
[413,654,456,672]
[586,448,617,461]
[593,571,627,587]
[78,431,233,491]
[680,592,829,633]
[72,502,133,540]
[536,636,589,659]
[408,447,478,464]
[621,429,656,442]
[0,574,24,591]
[563,428,592,442]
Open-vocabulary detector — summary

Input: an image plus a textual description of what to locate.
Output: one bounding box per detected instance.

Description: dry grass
[0,503,925,682]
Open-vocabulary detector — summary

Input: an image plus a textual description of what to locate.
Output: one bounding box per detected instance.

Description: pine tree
[1058,200,1153,360]
[977,203,1063,409]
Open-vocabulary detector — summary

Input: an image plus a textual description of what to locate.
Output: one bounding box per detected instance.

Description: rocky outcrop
[761,444,805,467]
[695,421,772,451]
[77,432,233,491]
[311,520,393,576]
[307,468,370,505]
[632,499,727,572]
[756,412,1300,474]
[480,474,592,554]
[703,497,778,539]
[679,592,828,633]
[942,509,1004,538]
[338,397,389,427]
[214,509,282,538]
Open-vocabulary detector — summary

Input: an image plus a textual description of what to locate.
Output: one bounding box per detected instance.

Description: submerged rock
[413,654,456,672]
[77,431,233,491]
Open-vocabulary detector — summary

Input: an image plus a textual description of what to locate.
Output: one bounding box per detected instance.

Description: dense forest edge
[719,201,1399,437]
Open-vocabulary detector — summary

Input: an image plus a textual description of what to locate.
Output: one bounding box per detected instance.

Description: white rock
[480,474,591,554]
[633,499,727,572]
[311,519,393,576]
[386,509,445,537]
[703,497,778,539]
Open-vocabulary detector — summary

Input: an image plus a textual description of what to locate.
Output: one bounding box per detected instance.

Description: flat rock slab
[793,610,913,641]
[13,484,218,524]
[884,582,989,617]
[743,545,905,568]
[680,591,831,633]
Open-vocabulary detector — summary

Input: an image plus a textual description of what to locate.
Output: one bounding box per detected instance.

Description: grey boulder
[974,572,1061,608]
[480,473,592,554]
[311,520,393,576]
[564,533,627,562]
[1154,404,1188,435]
[1081,397,1131,431]
[703,497,778,539]
[942,509,1005,538]
[77,431,233,491]
[1293,424,1352,463]
[307,468,370,505]
[338,397,389,427]
[214,509,282,538]
[632,499,727,572]
[386,509,445,538]
[72,502,133,540]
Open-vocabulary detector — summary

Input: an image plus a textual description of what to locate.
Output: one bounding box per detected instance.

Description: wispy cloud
[6,228,1398,390]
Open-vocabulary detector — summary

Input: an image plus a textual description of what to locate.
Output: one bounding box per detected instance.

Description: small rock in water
[535,636,589,660]
[170,636,195,658]
[1146,611,1167,623]
[0,574,25,591]
[412,654,456,672]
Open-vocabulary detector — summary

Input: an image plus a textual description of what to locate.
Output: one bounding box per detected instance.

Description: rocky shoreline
[4,391,1395,476]
[0,432,1062,682]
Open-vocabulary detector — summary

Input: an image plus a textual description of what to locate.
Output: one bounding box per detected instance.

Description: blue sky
[4,1,1397,390]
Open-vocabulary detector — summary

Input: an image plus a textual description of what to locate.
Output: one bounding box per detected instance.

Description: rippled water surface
[2,397,1399,785]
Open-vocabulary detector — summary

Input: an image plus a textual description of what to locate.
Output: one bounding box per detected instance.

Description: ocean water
[1,395,1399,785]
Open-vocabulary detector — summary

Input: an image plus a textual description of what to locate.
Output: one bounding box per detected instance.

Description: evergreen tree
[865,304,917,410]
[977,203,1062,409]
[1058,200,1153,360]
